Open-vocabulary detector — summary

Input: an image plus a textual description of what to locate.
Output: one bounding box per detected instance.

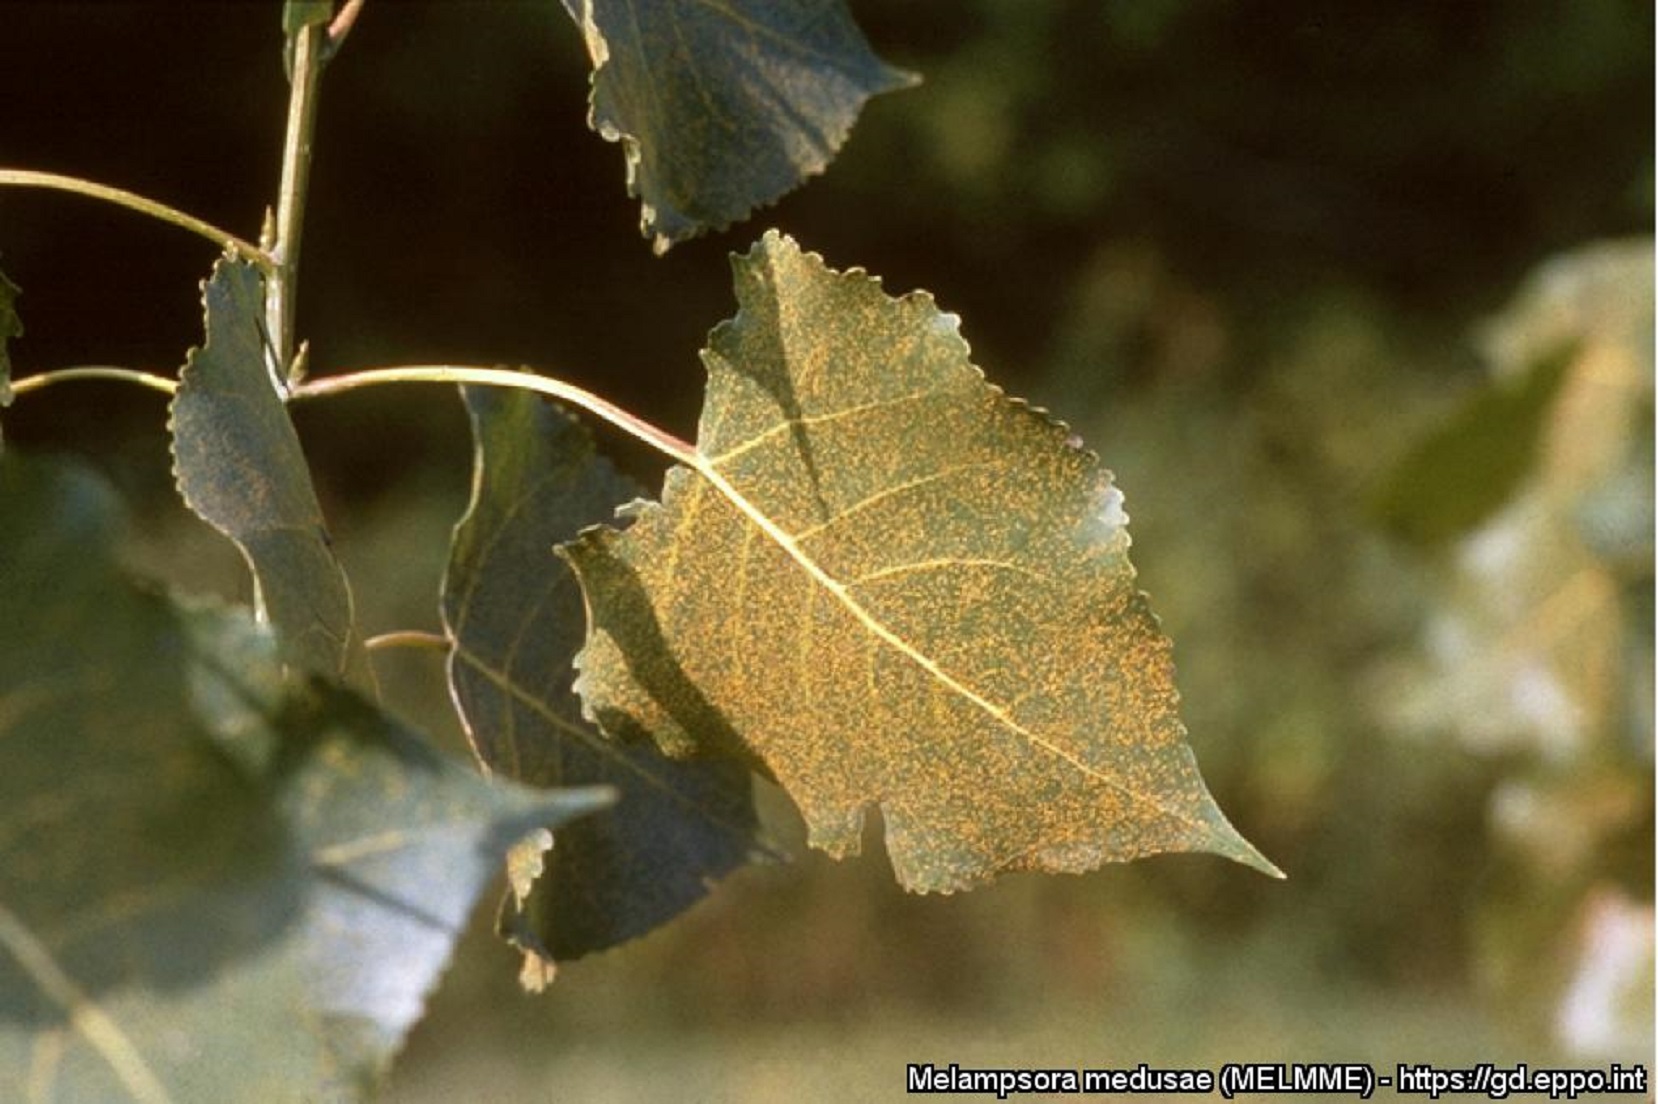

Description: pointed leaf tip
[1202,800,1286,879]
[565,234,1274,892]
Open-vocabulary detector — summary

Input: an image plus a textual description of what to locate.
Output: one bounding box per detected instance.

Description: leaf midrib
[691,452,1204,830]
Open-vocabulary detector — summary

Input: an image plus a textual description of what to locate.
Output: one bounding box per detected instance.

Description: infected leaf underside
[563,231,1279,893]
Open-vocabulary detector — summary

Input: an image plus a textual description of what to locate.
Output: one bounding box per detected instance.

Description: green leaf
[1371,340,1576,548]
[169,255,367,682]
[561,231,1280,893]
[283,0,333,36]
[0,453,609,1101]
[559,0,916,252]
[1380,240,1654,757]
[445,386,767,971]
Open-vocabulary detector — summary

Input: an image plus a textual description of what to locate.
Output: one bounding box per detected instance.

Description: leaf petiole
[290,365,697,464]
[0,170,274,272]
[10,362,695,467]
[327,0,367,51]
[364,629,450,653]
[10,366,178,397]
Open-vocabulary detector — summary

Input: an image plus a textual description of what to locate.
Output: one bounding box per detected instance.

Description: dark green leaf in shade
[558,0,916,252]
[0,262,20,444]
[169,255,367,682]
[562,232,1280,894]
[444,385,768,973]
[0,454,610,1101]
[1371,341,1577,548]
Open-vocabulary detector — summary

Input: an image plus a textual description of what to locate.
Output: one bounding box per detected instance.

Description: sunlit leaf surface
[563,231,1277,893]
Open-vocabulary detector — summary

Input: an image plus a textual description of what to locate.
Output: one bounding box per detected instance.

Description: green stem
[10,366,178,397]
[268,17,329,383]
[289,365,698,464]
[0,170,273,271]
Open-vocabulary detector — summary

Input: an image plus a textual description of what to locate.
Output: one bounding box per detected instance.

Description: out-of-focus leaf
[1371,341,1574,548]
[562,231,1278,894]
[0,453,609,1101]
[1379,239,1654,761]
[444,385,767,974]
[558,0,916,252]
[169,255,367,682]
[1552,887,1655,1059]
[1374,245,1653,1046]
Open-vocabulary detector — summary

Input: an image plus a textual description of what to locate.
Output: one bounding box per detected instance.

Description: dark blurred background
[1,2,1651,1098]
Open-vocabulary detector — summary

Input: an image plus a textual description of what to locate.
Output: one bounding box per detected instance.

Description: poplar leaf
[559,0,916,252]
[169,255,367,682]
[562,231,1280,893]
[1379,240,1654,758]
[445,386,767,968]
[0,454,610,1101]
[1371,340,1576,548]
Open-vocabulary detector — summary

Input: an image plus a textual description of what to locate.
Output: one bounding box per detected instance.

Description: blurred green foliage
[0,0,1650,1096]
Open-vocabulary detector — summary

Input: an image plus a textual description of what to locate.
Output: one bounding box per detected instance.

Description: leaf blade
[168,255,366,682]
[1370,340,1576,548]
[564,231,1278,892]
[559,0,916,251]
[0,453,610,1100]
[444,385,767,967]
